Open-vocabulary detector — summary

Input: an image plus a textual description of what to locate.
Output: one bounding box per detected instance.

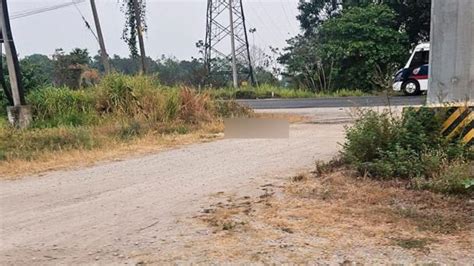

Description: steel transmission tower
[205,0,255,87]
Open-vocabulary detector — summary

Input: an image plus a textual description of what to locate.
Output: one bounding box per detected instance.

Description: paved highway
[237,95,425,109]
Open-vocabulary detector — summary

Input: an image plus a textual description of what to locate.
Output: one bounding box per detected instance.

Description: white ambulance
[392,43,430,96]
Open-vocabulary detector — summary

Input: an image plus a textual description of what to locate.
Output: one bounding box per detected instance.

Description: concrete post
[428,0,474,105]
[7,105,31,129]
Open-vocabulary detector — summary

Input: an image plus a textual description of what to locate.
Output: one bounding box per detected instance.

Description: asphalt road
[237,95,425,109]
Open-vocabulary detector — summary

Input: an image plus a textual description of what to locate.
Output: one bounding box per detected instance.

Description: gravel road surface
[0,109,347,264]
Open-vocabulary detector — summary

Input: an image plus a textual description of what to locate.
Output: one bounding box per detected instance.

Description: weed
[118,120,144,140]
[313,157,345,177]
[393,237,432,250]
[393,205,466,234]
[178,87,213,124]
[291,174,307,182]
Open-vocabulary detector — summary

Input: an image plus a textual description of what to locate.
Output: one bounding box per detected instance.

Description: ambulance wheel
[402,79,420,96]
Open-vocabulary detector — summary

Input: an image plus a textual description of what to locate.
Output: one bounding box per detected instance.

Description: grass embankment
[209,84,367,99]
[0,74,251,177]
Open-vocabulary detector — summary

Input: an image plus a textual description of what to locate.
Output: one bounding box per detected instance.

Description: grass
[0,74,252,177]
[189,168,473,264]
[0,123,222,178]
[393,237,433,250]
[208,85,368,99]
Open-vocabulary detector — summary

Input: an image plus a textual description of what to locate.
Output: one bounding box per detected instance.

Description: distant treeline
[2,48,279,95]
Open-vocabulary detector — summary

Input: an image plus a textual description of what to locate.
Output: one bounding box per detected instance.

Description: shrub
[342,108,472,195]
[235,90,257,99]
[413,160,473,195]
[178,87,213,124]
[95,74,144,116]
[343,110,399,164]
[215,100,253,118]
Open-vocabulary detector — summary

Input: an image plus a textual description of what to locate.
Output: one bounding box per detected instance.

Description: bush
[215,100,253,118]
[342,108,473,195]
[178,87,213,124]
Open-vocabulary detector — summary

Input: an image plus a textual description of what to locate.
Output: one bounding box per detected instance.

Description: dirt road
[0,109,347,264]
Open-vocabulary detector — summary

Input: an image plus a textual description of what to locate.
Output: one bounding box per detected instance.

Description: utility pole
[132,0,147,74]
[0,31,13,106]
[0,0,31,128]
[90,0,111,74]
[228,0,238,88]
[205,0,255,87]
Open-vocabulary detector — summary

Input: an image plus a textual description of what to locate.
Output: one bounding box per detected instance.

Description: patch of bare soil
[150,169,473,264]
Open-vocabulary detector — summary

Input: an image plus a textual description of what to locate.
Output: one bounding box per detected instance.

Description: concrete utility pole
[0,31,13,106]
[428,0,474,105]
[0,0,31,128]
[90,0,111,74]
[228,0,238,88]
[132,0,147,74]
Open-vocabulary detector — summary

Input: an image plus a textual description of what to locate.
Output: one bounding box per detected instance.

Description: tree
[247,46,279,86]
[20,54,53,90]
[120,0,147,73]
[297,0,431,45]
[2,54,53,97]
[92,54,157,75]
[281,4,409,91]
[317,4,409,89]
[279,36,319,90]
[53,48,91,89]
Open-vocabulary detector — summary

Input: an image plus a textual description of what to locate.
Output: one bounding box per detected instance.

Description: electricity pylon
[204,0,255,87]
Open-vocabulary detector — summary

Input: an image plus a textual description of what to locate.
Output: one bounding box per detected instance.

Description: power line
[244,4,281,47]
[254,0,288,41]
[279,1,294,35]
[10,0,85,20]
[71,0,100,44]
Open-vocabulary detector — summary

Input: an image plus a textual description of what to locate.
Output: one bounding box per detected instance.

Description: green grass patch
[208,85,367,99]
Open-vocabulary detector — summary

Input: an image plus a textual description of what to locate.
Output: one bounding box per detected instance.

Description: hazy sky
[9,0,301,60]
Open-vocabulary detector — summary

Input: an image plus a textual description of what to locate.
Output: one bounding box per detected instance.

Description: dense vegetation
[0,74,250,162]
[280,0,431,91]
[342,108,473,195]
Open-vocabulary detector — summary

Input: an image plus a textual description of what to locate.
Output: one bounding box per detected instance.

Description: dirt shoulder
[145,169,473,264]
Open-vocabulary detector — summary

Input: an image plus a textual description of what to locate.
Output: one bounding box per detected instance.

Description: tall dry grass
[0,74,252,173]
